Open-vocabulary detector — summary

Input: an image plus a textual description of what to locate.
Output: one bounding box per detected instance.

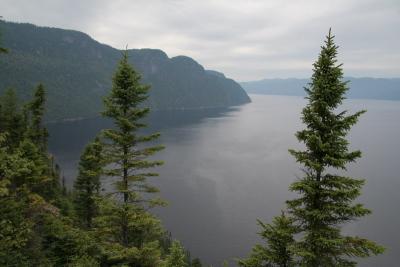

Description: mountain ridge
[0,21,250,121]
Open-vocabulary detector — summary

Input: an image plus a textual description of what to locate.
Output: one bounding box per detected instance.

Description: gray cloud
[1,0,399,80]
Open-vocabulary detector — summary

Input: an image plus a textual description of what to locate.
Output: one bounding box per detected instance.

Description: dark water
[47,94,400,267]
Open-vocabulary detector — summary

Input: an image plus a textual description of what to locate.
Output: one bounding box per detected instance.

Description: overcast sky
[1,0,399,81]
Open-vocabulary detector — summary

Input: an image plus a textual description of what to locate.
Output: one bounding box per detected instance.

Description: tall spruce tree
[27,83,48,153]
[74,137,103,228]
[287,29,384,266]
[0,89,26,149]
[25,84,60,201]
[239,212,296,267]
[97,51,165,265]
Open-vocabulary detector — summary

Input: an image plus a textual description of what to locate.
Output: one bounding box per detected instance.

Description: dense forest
[0,21,250,121]
[0,20,384,267]
[0,33,202,266]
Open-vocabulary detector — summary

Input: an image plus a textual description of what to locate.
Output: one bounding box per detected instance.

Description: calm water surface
[48,94,400,267]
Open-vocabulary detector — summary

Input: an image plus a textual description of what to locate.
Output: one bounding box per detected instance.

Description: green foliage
[94,199,164,266]
[0,85,101,266]
[162,240,188,267]
[94,197,164,245]
[27,83,48,152]
[73,137,103,228]
[0,88,26,148]
[239,212,296,267]
[102,51,165,207]
[67,255,100,267]
[101,51,166,251]
[0,44,196,266]
[286,29,384,266]
[0,21,250,121]
[0,195,33,266]
[36,213,100,266]
[190,258,202,267]
[0,21,224,267]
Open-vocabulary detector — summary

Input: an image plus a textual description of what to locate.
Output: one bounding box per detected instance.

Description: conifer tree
[102,51,164,210]
[0,89,26,149]
[23,85,59,201]
[0,134,34,266]
[74,137,103,228]
[0,32,102,265]
[98,51,165,265]
[163,240,187,267]
[239,212,296,267]
[27,83,48,153]
[287,29,384,266]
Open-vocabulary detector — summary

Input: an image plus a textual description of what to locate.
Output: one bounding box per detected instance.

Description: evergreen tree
[93,197,164,266]
[239,212,296,267]
[98,51,165,265]
[24,84,59,202]
[102,51,165,212]
[163,240,187,267]
[0,134,34,266]
[287,29,384,266]
[0,84,102,265]
[74,137,103,228]
[27,83,48,153]
[0,88,26,149]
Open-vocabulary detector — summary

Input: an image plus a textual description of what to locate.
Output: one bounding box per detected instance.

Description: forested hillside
[0,43,202,266]
[0,21,250,121]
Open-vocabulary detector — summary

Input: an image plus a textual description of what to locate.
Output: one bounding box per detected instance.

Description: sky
[1,0,399,81]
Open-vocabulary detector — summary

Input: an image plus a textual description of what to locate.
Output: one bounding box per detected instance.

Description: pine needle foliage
[103,51,163,252]
[74,137,103,228]
[239,212,296,267]
[287,29,384,266]
[163,240,188,267]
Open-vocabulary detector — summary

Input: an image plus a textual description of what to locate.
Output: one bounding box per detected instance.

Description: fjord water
[48,94,400,266]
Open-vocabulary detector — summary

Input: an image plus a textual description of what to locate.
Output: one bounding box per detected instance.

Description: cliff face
[0,21,250,120]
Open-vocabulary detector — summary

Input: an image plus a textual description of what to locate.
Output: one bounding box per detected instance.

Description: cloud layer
[1,0,399,80]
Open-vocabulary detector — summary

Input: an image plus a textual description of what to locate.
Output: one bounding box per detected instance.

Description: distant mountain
[0,21,250,121]
[241,78,400,101]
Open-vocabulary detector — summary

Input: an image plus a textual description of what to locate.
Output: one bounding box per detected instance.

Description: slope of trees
[241,30,384,267]
[0,20,250,121]
[0,35,200,266]
[1,22,387,267]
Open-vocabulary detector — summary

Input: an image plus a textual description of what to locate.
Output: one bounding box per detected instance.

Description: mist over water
[47,94,400,267]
